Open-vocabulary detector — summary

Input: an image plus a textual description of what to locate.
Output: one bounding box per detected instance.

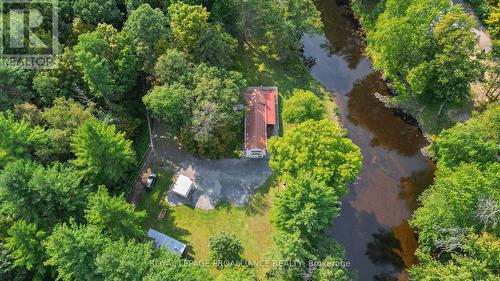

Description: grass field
[137,169,277,277]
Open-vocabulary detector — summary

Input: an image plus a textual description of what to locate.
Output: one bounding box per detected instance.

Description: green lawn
[137,168,277,277]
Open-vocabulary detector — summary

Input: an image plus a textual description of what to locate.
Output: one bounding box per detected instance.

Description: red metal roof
[265,89,277,125]
[244,87,278,152]
[245,89,267,151]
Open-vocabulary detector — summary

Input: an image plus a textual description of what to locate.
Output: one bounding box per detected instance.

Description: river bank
[303,0,436,279]
[347,0,496,136]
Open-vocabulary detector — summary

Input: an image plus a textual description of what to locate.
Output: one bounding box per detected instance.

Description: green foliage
[267,230,316,280]
[282,89,326,124]
[314,255,351,281]
[0,242,28,281]
[0,160,88,226]
[169,3,210,53]
[168,2,237,68]
[41,97,94,133]
[256,0,323,60]
[410,162,499,251]
[483,42,500,103]
[0,61,32,111]
[85,186,146,240]
[0,112,46,165]
[144,63,246,157]
[208,232,244,265]
[72,0,123,25]
[143,84,190,133]
[32,49,83,105]
[145,248,212,281]
[465,0,500,39]
[271,176,339,240]
[206,0,242,35]
[408,6,481,103]
[44,223,109,281]
[40,97,95,162]
[268,119,362,194]
[96,239,153,281]
[71,119,135,186]
[74,24,139,101]
[368,0,450,78]
[410,232,500,280]
[4,221,46,280]
[313,239,353,281]
[368,0,481,104]
[123,4,169,70]
[154,49,191,85]
[430,103,500,167]
[193,23,237,68]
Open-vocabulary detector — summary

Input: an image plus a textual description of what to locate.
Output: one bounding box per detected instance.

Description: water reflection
[366,228,405,267]
[347,72,428,156]
[398,170,435,211]
[316,0,364,69]
[302,0,436,280]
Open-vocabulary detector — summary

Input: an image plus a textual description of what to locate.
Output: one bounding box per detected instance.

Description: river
[302,1,436,280]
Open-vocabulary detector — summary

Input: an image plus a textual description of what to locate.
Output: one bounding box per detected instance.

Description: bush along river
[302,1,436,280]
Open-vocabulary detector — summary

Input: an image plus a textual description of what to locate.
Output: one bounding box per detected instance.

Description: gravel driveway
[152,122,272,210]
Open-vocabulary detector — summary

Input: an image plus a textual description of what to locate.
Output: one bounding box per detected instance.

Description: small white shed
[172,175,193,198]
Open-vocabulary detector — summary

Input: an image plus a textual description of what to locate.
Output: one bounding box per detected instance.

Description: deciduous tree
[72,0,123,26]
[154,49,191,85]
[168,3,210,53]
[271,176,339,240]
[408,6,481,104]
[143,84,190,133]
[74,24,139,102]
[282,89,326,124]
[123,4,169,70]
[410,162,500,250]
[208,232,244,266]
[429,104,499,167]
[40,98,95,162]
[193,24,237,68]
[268,119,362,194]
[0,112,45,165]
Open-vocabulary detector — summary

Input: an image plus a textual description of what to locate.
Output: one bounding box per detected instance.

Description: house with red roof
[244,86,279,158]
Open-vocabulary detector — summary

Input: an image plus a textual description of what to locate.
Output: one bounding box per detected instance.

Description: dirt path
[453,0,494,106]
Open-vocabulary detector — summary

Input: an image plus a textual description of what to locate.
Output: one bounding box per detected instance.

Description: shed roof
[172,175,193,198]
[148,228,186,255]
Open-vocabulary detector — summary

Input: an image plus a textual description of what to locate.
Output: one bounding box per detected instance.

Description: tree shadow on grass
[244,175,276,216]
[138,168,197,258]
[150,207,196,259]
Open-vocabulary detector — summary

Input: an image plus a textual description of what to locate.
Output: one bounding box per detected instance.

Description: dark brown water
[302,1,436,280]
